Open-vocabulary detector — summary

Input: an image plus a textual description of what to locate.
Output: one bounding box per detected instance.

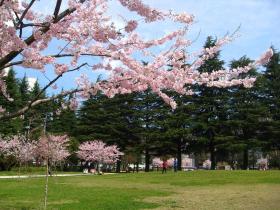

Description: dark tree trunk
[210,146,216,170]
[176,139,182,170]
[136,162,139,173]
[145,148,150,172]
[207,128,216,170]
[116,160,121,173]
[243,148,249,170]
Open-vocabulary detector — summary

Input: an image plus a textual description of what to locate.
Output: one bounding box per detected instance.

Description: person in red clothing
[162,160,167,173]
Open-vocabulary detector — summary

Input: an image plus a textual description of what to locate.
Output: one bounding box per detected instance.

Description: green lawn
[0,170,280,210]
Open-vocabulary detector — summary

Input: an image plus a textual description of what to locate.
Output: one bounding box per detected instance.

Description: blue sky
[15,0,280,95]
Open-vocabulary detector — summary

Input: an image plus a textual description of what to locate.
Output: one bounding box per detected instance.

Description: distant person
[162,160,167,173]
[173,158,178,172]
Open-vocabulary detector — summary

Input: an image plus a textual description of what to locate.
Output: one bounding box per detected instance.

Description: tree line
[0,37,279,171]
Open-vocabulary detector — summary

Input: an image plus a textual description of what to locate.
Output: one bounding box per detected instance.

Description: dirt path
[0,173,116,179]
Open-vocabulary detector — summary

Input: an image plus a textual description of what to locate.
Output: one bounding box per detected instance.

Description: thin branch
[57,41,71,55]
[18,0,36,37]
[0,63,89,120]
[18,0,36,26]
[35,63,88,101]
[1,53,110,70]
[0,88,83,120]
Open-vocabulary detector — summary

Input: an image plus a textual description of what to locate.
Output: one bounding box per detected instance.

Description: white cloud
[27,77,37,90]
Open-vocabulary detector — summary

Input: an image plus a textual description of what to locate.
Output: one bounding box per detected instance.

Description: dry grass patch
[144,184,280,210]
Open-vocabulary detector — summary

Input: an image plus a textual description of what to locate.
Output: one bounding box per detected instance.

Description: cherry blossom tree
[152,157,162,167]
[203,159,211,170]
[7,136,36,165]
[36,134,70,165]
[0,137,7,154]
[35,134,70,209]
[167,158,174,168]
[257,158,268,170]
[182,156,193,168]
[78,140,123,173]
[0,135,37,176]
[152,157,162,171]
[0,0,273,120]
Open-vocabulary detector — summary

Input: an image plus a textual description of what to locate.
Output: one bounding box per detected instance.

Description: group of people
[162,158,178,173]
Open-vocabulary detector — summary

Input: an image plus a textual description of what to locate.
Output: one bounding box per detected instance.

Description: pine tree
[76,92,140,172]
[262,47,280,168]
[0,68,23,135]
[191,36,228,169]
[19,75,30,107]
[225,56,269,169]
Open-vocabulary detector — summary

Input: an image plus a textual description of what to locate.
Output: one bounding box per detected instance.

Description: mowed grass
[0,170,280,210]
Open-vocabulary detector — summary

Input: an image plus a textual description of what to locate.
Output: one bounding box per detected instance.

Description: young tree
[36,134,70,209]
[0,135,37,175]
[0,0,273,121]
[36,134,70,165]
[78,140,123,173]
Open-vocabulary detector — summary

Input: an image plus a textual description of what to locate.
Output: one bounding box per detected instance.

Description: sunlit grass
[0,170,279,209]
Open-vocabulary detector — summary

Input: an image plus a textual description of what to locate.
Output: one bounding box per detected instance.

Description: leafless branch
[0,88,83,120]
[53,0,62,19]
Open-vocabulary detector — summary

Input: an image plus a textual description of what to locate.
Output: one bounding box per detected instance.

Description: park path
[0,173,116,179]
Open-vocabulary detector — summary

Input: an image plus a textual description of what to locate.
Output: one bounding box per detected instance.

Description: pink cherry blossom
[78,140,123,164]
[152,157,162,167]
[54,64,69,75]
[0,0,274,118]
[125,20,138,33]
[36,135,70,163]
[0,135,37,164]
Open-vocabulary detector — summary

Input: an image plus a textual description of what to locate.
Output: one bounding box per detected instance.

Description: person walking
[173,158,178,172]
[162,160,167,174]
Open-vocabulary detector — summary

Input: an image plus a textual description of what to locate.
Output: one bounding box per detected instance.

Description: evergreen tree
[226,56,269,169]
[0,68,23,135]
[19,75,30,107]
[76,92,139,172]
[192,36,228,169]
[262,47,280,167]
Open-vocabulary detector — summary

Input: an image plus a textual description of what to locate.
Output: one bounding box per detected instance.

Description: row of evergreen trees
[1,37,279,171]
[75,37,280,170]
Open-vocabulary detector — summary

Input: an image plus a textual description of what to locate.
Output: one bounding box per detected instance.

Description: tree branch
[0,63,90,120]
[0,88,83,120]
[1,53,110,70]
[53,0,62,19]
[18,0,36,38]
[34,63,88,101]
[0,0,86,68]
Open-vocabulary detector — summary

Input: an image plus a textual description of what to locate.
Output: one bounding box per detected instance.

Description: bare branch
[53,0,62,19]
[0,88,83,120]
[34,63,88,101]
[18,0,36,26]
[0,63,89,120]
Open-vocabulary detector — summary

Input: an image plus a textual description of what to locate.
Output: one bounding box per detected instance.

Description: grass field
[0,170,280,210]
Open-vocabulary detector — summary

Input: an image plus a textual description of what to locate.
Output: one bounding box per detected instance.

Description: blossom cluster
[36,135,70,163]
[0,134,70,164]
[78,140,123,164]
[0,0,274,114]
[0,135,37,164]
